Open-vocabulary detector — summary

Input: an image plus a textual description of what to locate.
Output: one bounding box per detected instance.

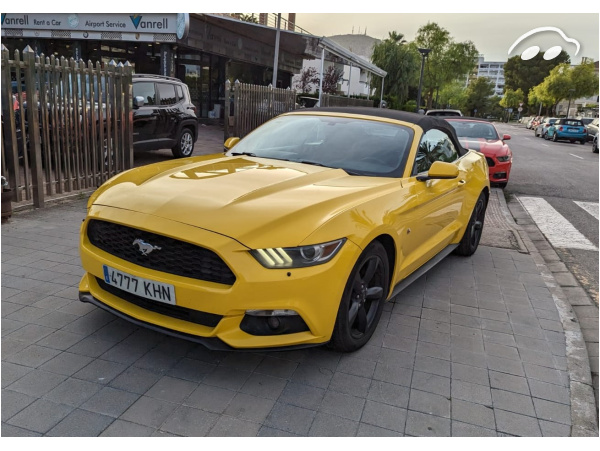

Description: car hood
[458,138,507,156]
[91,155,399,248]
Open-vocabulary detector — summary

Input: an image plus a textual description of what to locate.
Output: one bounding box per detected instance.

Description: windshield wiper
[230,152,257,157]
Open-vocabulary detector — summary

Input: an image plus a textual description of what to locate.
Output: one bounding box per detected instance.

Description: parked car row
[530,115,597,149]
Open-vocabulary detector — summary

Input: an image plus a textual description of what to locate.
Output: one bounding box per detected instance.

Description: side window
[176,85,184,102]
[413,129,459,174]
[133,82,156,106]
[157,83,177,106]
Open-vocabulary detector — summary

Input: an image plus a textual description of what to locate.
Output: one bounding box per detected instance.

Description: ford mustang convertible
[79,108,490,352]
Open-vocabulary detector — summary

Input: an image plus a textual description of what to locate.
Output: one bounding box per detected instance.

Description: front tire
[171,128,195,158]
[454,192,488,256]
[330,241,389,352]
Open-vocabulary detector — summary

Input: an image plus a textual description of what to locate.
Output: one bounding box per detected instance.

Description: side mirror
[133,96,145,109]
[416,161,459,181]
[224,137,240,151]
[503,134,511,141]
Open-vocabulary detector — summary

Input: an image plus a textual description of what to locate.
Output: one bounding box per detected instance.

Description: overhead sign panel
[1,13,189,41]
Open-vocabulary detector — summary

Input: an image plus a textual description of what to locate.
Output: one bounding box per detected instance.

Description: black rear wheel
[454,192,487,256]
[330,241,389,352]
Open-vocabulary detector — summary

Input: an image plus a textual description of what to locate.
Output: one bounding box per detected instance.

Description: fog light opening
[267,316,281,330]
[240,309,309,336]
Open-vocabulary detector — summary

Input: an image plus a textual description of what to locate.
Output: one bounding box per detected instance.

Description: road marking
[541,143,549,147]
[517,196,598,250]
[574,201,599,220]
[569,153,584,160]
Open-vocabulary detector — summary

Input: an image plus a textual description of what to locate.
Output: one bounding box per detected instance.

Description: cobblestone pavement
[1,125,597,436]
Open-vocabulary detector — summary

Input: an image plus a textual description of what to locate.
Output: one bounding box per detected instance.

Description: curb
[503,194,599,437]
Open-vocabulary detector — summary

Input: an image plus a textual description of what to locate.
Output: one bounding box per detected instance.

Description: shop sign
[1,13,189,39]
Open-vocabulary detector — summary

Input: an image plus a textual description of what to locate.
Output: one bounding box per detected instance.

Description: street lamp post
[416,48,431,113]
[566,88,575,118]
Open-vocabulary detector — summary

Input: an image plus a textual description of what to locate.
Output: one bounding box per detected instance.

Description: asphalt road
[494,121,599,304]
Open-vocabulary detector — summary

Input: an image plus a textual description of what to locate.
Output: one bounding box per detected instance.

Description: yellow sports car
[79,107,490,352]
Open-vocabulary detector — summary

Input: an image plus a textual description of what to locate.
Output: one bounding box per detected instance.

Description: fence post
[1,45,21,201]
[123,61,133,170]
[224,79,230,140]
[23,45,44,208]
[233,80,240,138]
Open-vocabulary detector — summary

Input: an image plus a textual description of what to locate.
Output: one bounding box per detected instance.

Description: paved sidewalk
[1,125,597,436]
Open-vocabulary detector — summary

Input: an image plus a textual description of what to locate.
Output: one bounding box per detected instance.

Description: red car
[446,118,512,188]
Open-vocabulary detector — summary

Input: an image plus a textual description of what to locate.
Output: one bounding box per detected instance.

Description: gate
[1,44,133,209]
[224,80,297,140]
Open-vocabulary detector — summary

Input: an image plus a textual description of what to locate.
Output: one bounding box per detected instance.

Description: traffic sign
[519,102,523,106]
[518,107,523,112]
[508,108,513,113]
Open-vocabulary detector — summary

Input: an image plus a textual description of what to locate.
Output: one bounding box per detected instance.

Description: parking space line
[574,201,600,220]
[569,153,584,159]
[517,196,598,251]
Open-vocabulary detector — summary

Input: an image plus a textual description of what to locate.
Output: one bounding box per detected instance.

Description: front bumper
[79,205,362,350]
[487,160,511,183]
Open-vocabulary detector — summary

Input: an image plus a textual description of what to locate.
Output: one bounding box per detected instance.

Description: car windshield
[447,120,499,140]
[226,115,414,177]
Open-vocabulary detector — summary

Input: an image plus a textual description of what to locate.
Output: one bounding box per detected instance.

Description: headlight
[250,238,346,268]
[497,155,510,162]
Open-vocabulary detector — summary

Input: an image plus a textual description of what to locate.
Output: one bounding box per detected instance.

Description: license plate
[103,265,176,305]
[568,128,579,132]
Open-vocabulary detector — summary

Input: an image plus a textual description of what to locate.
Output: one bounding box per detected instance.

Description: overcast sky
[295,13,599,64]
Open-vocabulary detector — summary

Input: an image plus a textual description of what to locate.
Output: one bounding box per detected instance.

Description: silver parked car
[535,117,558,139]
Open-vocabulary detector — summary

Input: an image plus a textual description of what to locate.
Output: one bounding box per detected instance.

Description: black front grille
[87,219,236,285]
[97,278,222,328]
[485,157,495,167]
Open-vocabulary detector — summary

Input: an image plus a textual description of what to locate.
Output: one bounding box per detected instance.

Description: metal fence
[223,80,375,140]
[224,80,297,139]
[320,94,374,108]
[1,44,133,208]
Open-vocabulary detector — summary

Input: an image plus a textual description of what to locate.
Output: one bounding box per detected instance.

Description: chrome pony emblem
[133,238,161,256]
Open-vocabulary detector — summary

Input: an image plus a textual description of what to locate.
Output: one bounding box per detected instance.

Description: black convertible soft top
[307,107,467,155]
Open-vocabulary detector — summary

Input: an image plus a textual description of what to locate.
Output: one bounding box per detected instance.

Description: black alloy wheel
[330,241,389,352]
[172,128,195,158]
[454,191,487,256]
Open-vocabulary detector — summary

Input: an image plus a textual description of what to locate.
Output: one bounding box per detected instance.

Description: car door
[155,82,179,148]
[397,128,467,278]
[132,81,159,150]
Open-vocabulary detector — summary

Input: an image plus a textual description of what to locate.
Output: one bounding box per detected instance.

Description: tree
[541,61,600,114]
[503,51,570,105]
[238,14,258,24]
[413,22,479,108]
[437,80,468,111]
[371,32,420,109]
[464,77,495,117]
[295,67,319,93]
[321,66,344,94]
[500,88,524,120]
[500,88,524,109]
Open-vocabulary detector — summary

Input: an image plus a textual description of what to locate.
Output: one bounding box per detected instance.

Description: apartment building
[467,56,506,97]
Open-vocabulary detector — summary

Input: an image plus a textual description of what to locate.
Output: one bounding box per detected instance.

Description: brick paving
[1,124,597,436]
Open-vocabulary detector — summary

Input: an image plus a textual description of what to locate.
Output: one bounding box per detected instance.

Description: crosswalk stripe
[517,196,598,251]
[574,201,599,220]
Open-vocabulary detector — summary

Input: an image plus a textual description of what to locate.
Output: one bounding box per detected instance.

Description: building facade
[467,56,506,97]
[1,13,316,121]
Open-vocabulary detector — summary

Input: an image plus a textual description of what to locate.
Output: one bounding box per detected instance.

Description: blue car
[546,118,587,144]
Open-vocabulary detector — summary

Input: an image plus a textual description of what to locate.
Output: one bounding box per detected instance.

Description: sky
[295,13,599,63]
[5,4,599,65]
